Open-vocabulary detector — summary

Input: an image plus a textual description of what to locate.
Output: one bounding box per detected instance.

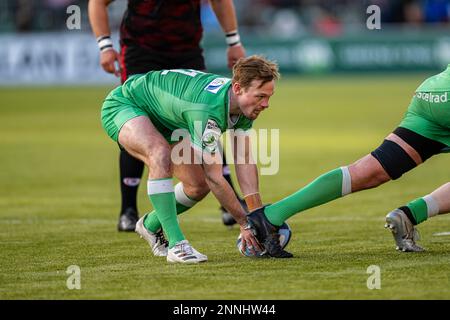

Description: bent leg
[118,116,172,178]
[173,164,210,202]
[144,151,210,233]
[119,116,184,247]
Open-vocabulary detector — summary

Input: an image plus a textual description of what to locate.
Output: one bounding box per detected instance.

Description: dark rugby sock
[120,149,144,213]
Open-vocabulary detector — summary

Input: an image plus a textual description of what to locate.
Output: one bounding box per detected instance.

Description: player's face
[236,80,275,120]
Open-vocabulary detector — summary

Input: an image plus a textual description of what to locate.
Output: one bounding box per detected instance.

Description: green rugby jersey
[411,64,450,130]
[416,64,450,92]
[398,64,450,146]
[120,69,253,153]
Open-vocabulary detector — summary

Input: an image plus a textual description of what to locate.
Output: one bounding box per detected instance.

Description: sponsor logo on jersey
[202,119,222,153]
[415,91,448,103]
[204,77,230,94]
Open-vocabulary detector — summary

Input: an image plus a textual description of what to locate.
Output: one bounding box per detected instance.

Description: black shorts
[119,44,206,83]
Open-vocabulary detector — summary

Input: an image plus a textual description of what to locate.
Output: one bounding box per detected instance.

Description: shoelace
[401,217,421,243]
[155,230,168,248]
[180,243,194,256]
[404,228,421,243]
[403,220,416,241]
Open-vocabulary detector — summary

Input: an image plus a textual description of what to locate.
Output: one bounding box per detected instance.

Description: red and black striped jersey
[120,0,203,53]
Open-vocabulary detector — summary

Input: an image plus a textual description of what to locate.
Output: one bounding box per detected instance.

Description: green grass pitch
[0,74,449,299]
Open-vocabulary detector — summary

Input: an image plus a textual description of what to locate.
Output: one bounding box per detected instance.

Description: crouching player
[247,65,450,257]
[101,56,280,263]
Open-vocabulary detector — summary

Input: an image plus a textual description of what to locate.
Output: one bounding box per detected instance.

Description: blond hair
[232,55,280,90]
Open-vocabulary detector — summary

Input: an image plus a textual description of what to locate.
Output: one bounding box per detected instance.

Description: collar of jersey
[227,88,241,129]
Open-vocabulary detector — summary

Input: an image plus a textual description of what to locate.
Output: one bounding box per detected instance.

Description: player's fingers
[244,232,261,251]
[227,59,235,69]
[240,237,248,252]
[100,60,120,77]
[228,56,240,69]
[113,52,122,77]
[102,63,113,74]
[113,63,121,77]
[243,237,257,255]
[100,50,119,74]
[250,237,262,251]
[247,232,262,250]
[227,46,246,69]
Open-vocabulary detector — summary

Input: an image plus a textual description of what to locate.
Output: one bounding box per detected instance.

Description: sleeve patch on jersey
[204,77,230,94]
[202,119,222,153]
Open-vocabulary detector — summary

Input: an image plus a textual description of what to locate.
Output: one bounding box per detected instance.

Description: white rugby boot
[385,209,424,252]
[167,240,207,264]
[135,215,168,257]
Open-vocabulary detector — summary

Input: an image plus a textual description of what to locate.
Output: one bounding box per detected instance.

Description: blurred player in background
[247,65,450,258]
[100,56,279,263]
[88,0,246,232]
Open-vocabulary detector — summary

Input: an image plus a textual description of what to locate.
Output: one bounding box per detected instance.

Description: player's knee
[185,181,210,200]
[370,139,417,180]
[146,145,171,172]
[349,159,390,190]
[365,166,391,188]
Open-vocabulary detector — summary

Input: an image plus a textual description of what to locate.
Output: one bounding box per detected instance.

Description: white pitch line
[432,232,450,236]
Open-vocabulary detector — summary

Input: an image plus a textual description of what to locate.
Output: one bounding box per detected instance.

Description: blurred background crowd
[1,0,449,84]
[1,0,450,36]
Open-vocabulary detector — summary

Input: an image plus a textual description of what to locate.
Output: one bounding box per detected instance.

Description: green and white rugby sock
[265,167,352,226]
[147,178,185,248]
[144,182,198,233]
[400,194,439,225]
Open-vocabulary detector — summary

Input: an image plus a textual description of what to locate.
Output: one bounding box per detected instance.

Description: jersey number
[161,69,204,77]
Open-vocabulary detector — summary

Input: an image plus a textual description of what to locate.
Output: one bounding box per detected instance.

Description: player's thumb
[113,51,122,77]
[100,50,119,75]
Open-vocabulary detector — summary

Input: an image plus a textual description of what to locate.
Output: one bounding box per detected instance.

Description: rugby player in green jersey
[248,66,450,257]
[101,56,279,263]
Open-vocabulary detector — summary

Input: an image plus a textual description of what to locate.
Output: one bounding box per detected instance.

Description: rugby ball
[236,222,292,257]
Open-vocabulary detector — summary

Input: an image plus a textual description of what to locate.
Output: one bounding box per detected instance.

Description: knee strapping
[393,127,447,161]
[371,139,417,180]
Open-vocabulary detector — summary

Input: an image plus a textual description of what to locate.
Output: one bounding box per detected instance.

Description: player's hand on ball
[100,49,121,77]
[239,224,262,254]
